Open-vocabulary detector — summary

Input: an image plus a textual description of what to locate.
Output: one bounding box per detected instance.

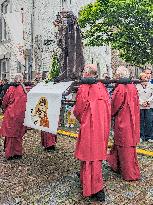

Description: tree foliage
[79,0,153,66]
[45,53,60,83]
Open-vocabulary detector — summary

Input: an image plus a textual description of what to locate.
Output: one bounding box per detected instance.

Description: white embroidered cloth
[24,81,73,134]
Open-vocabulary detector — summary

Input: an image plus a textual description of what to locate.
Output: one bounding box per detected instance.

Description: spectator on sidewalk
[136,72,153,142]
[144,68,152,84]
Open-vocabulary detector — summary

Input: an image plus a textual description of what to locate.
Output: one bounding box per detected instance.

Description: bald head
[82,64,97,78]
[14,74,24,83]
[115,66,130,79]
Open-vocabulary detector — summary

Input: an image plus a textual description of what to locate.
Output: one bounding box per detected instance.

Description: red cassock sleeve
[73,85,89,122]
[2,87,15,112]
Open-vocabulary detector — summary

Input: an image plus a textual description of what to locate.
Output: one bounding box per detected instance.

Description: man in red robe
[41,131,56,151]
[73,64,111,202]
[107,66,141,181]
[1,74,27,160]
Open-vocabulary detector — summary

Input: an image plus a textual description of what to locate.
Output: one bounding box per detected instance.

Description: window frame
[0,58,10,80]
[1,0,10,41]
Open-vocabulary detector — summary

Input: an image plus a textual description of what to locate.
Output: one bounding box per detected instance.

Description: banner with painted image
[24,81,73,134]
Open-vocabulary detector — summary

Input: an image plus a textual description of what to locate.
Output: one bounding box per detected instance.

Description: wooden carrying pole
[61,78,148,98]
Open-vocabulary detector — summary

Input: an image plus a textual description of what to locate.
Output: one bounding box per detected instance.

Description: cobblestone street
[0,0,153,204]
[0,130,153,205]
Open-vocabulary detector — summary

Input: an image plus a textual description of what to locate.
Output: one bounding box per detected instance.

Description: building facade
[0,0,33,80]
[0,0,112,81]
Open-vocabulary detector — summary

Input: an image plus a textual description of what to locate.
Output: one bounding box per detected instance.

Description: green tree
[46,53,60,83]
[79,0,153,66]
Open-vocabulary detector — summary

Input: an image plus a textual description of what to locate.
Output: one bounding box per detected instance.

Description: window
[2,1,8,14]
[0,59,10,80]
[105,46,109,55]
[97,63,100,77]
[134,67,138,78]
[1,0,10,41]
[17,61,22,73]
[61,0,66,7]
[61,0,71,8]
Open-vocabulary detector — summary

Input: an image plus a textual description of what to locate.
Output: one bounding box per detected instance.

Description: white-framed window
[135,67,138,78]
[0,0,10,41]
[17,61,22,73]
[61,0,72,8]
[105,46,110,55]
[97,62,100,77]
[62,0,67,7]
[0,58,10,80]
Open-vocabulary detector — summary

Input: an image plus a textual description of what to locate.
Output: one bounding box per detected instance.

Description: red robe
[1,85,27,158]
[112,84,140,146]
[74,82,111,196]
[107,84,141,181]
[41,131,56,148]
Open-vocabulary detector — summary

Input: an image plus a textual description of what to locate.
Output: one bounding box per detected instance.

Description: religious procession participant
[107,66,141,181]
[73,64,111,202]
[0,74,28,160]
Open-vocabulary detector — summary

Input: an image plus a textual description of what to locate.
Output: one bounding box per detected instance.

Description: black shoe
[46,146,56,152]
[7,156,14,160]
[90,190,105,202]
[14,155,22,159]
[76,172,80,178]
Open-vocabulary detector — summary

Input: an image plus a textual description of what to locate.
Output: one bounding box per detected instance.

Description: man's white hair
[14,74,24,83]
[115,66,130,78]
[83,64,97,77]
